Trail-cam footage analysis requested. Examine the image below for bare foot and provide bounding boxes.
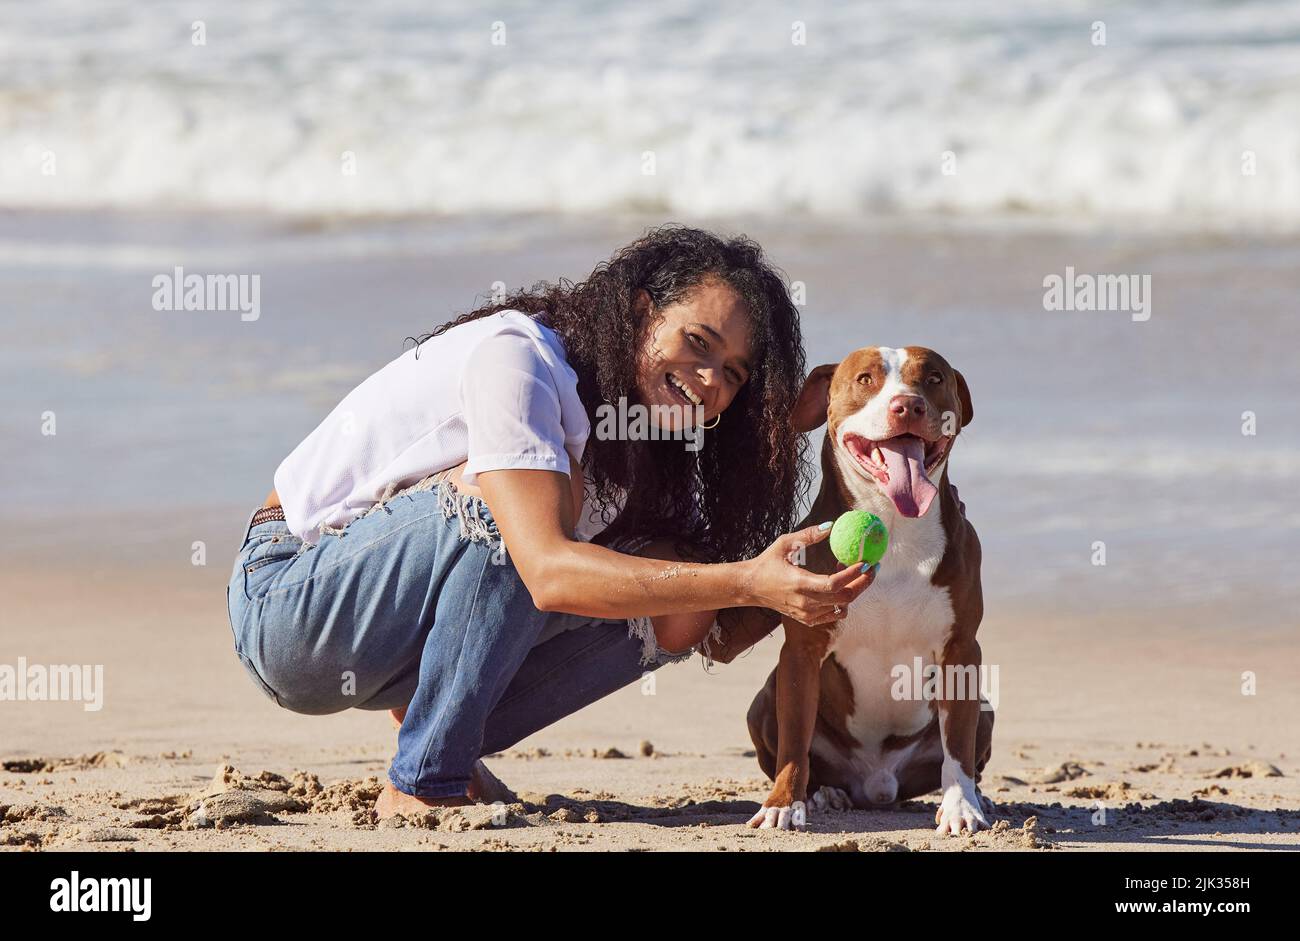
[374,782,471,819]
[468,760,518,804]
[389,706,406,730]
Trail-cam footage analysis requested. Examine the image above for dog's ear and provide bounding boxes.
[954,369,973,428]
[792,362,838,433]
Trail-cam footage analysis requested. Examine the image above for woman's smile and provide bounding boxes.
[666,371,703,407]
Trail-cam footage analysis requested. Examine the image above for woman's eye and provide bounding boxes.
[687,332,707,351]
[726,368,744,384]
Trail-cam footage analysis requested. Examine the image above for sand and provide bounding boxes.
[2,563,1297,852]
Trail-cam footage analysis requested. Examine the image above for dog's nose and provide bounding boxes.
[889,394,928,419]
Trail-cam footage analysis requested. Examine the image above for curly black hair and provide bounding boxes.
[412,225,811,564]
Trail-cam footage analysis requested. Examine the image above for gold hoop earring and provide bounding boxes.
[701,413,721,430]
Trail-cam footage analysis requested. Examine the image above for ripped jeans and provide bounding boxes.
[225,475,691,799]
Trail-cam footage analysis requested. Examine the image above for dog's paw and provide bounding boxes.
[747,801,808,830]
[977,789,996,818]
[934,784,991,836]
[809,786,852,813]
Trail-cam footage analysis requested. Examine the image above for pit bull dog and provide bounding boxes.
[746,346,994,835]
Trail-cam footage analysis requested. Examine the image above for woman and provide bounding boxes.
[225,226,876,818]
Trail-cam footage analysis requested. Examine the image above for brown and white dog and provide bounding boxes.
[746,346,994,835]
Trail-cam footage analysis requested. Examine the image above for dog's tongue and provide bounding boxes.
[879,437,938,518]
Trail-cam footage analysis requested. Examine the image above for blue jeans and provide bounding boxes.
[225,476,691,798]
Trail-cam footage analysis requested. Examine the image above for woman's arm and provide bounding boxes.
[630,538,724,653]
[633,542,831,658]
[477,467,873,627]
[701,605,784,663]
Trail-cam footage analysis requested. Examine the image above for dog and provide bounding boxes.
[746,346,994,834]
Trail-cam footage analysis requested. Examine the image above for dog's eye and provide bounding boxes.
[927,372,943,385]
[856,373,871,385]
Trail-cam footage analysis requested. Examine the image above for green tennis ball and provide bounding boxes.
[829,510,889,566]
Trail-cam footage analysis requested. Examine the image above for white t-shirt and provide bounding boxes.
[274,310,614,544]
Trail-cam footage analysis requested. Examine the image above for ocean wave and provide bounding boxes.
[2,0,1299,226]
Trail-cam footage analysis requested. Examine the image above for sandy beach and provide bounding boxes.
[3,559,1297,852]
[3,207,1299,852]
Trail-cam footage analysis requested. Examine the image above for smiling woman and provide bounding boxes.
[223,225,878,819]
[420,226,801,564]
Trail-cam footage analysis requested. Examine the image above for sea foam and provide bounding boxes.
[2,0,1298,227]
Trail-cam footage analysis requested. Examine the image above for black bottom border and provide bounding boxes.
[0,849,1289,925]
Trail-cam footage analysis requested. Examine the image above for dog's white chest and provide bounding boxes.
[826,508,954,746]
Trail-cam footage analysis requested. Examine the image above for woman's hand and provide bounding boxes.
[739,522,877,625]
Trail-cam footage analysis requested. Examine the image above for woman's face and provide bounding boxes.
[634,277,754,429]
